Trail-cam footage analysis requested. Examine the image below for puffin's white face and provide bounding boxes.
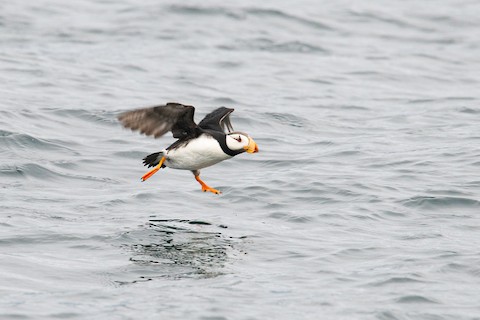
[226,132,259,153]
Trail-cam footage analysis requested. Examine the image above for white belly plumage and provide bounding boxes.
[163,135,232,170]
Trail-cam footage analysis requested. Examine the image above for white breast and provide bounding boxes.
[164,135,232,170]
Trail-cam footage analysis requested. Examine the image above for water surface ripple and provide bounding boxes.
[1,1,480,319]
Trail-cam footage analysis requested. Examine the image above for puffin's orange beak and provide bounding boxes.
[244,137,259,153]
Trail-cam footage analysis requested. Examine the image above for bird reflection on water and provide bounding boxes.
[119,219,245,283]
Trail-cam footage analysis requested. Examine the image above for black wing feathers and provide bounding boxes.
[118,102,197,139]
[198,107,234,133]
[169,104,197,138]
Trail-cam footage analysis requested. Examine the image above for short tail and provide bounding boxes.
[143,152,165,168]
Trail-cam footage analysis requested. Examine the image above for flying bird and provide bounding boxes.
[118,102,259,194]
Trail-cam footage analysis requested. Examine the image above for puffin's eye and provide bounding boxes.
[235,136,242,142]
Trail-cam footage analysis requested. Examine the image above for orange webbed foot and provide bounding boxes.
[195,175,221,195]
[201,185,221,194]
[141,156,165,182]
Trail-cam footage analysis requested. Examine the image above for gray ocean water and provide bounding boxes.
[1,1,480,319]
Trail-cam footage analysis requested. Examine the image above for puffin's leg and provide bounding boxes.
[192,170,221,194]
[141,156,166,182]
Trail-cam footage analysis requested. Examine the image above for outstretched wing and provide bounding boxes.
[198,107,234,133]
[118,102,197,139]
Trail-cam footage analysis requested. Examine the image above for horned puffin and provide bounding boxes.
[118,102,259,194]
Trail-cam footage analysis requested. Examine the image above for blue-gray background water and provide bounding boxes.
[1,1,480,319]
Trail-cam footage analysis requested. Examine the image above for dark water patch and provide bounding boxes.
[395,295,439,304]
[458,106,480,114]
[118,219,244,282]
[401,196,480,209]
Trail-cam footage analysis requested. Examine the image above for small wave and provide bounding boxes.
[10,163,64,180]
[372,276,426,287]
[0,132,78,153]
[395,295,439,304]
[263,112,307,128]
[220,38,327,54]
[168,5,333,32]
[0,129,14,137]
[401,196,480,209]
[375,311,402,320]
[0,165,23,177]
[210,96,240,105]
[268,211,313,223]
[380,210,407,218]
[1,162,116,183]
[46,108,119,127]
[168,4,245,20]
[245,8,332,31]
[399,233,443,240]
[348,9,434,33]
